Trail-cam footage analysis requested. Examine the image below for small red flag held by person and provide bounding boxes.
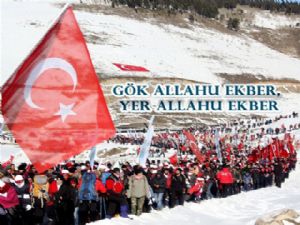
[183,130,205,163]
[1,155,15,168]
[169,153,178,165]
[113,63,150,72]
[1,5,115,172]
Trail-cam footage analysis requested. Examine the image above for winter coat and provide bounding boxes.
[251,168,260,183]
[232,169,242,183]
[171,174,186,193]
[243,173,252,185]
[78,177,106,194]
[47,179,58,206]
[151,174,166,193]
[216,168,234,184]
[165,174,172,189]
[55,179,75,205]
[55,180,76,215]
[0,185,19,209]
[127,174,150,198]
[13,182,31,209]
[189,174,197,187]
[274,163,283,177]
[106,174,124,194]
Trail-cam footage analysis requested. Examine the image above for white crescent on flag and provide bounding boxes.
[24,57,78,110]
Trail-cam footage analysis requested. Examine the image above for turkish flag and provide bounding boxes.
[1,155,14,168]
[169,153,178,165]
[183,130,205,163]
[1,6,115,172]
[113,63,150,72]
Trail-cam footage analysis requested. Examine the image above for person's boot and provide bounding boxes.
[120,205,129,218]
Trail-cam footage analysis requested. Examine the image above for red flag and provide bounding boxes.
[113,63,149,72]
[287,141,295,155]
[169,153,178,165]
[183,130,205,163]
[237,142,244,151]
[1,6,115,172]
[268,144,275,160]
[225,144,231,154]
[1,155,14,168]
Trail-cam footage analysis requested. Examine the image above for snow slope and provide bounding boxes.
[253,11,300,29]
[88,156,300,225]
[1,0,300,86]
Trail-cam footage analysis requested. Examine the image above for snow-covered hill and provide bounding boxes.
[1,0,300,85]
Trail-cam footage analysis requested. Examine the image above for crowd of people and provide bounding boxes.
[0,112,299,225]
[0,154,297,225]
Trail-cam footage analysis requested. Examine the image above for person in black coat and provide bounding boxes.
[13,175,32,225]
[170,168,186,208]
[274,159,283,188]
[55,175,76,225]
[251,166,260,190]
[151,172,166,210]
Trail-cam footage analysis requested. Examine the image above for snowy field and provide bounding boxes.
[88,155,300,225]
[1,0,300,86]
[253,11,300,29]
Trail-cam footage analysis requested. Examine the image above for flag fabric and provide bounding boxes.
[169,153,178,165]
[287,140,295,154]
[138,116,155,167]
[113,63,149,72]
[1,6,115,172]
[1,155,14,168]
[183,130,205,163]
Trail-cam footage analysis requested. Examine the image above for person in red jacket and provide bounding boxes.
[0,179,19,225]
[105,168,128,219]
[216,166,234,197]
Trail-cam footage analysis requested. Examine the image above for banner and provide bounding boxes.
[138,116,155,167]
[89,146,97,169]
[214,130,223,164]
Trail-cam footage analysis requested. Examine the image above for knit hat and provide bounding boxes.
[61,169,69,174]
[15,175,24,182]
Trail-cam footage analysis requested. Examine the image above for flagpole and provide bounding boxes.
[2,3,72,86]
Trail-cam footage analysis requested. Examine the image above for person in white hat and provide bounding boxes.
[13,175,32,224]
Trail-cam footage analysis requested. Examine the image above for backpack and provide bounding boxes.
[32,175,49,199]
[79,172,97,201]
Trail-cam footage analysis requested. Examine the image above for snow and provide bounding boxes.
[253,11,300,29]
[283,221,294,225]
[0,145,30,163]
[88,155,300,225]
[1,0,300,86]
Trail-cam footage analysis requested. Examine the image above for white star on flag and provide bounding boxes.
[55,103,76,122]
